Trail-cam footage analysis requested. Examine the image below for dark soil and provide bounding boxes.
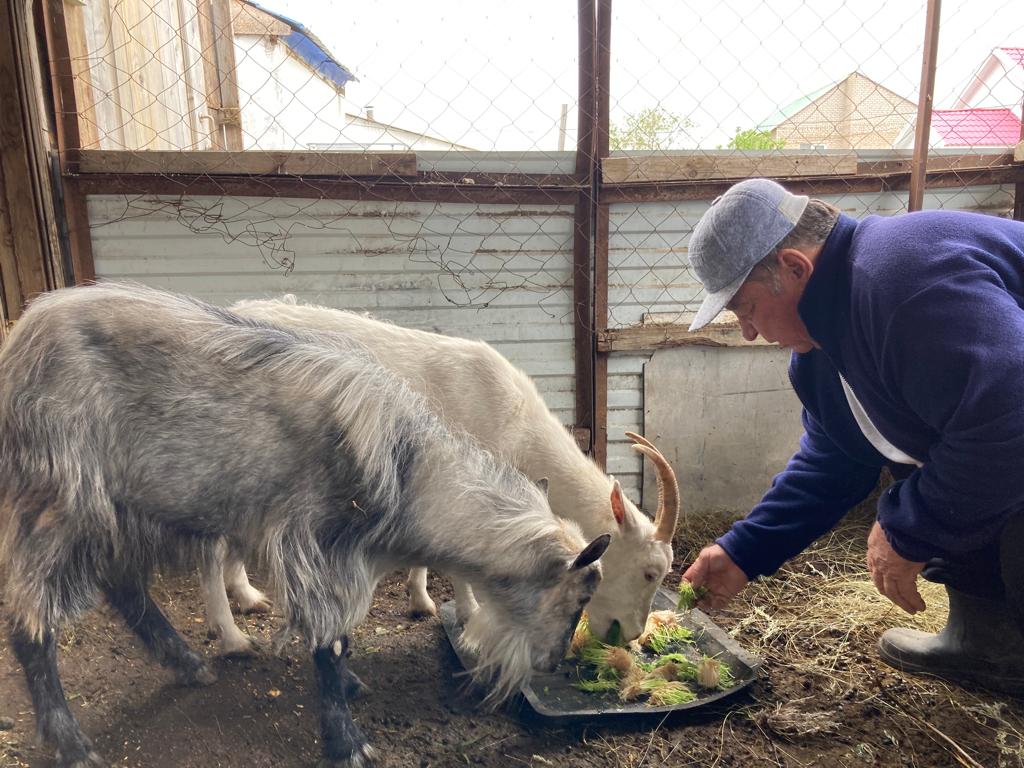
[2,512,1022,768]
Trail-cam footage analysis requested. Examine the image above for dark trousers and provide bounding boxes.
[916,510,1024,603]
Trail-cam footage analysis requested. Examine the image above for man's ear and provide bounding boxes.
[777,248,814,284]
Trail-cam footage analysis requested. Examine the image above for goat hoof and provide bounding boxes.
[218,632,259,658]
[407,599,437,619]
[56,748,106,768]
[236,590,271,615]
[318,743,378,767]
[179,662,217,687]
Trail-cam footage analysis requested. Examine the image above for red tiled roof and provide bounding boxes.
[931,108,1021,146]
[998,47,1024,69]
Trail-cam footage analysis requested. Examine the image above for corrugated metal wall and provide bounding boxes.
[88,193,579,431]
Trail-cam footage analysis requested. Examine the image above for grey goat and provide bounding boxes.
[0,283,609,768]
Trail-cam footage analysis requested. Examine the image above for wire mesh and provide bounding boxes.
[604,0,1024,329]
[48,0,1024,497]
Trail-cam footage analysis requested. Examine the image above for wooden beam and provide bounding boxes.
[859,152,1016,175]
[77,149,418,177]
[42,0,93,285]
[1,0,56,314]
[601,163,1024,204]
[1015,140,1024,163]
[210,0,243,150]
[602,153,858,184]
[74,172,581,205]
[908,0,942,212]
[597,322,774,353]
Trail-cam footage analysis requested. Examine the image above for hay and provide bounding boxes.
[671,505,1024,766]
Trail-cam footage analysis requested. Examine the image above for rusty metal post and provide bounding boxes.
[572,0,597,453]
[1014,88,1024,221]
[908,0,941,212]
[592,0,611,470]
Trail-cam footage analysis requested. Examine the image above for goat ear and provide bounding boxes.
[535,477,549,496]
[610,479,626,526]
[570,533,612,570]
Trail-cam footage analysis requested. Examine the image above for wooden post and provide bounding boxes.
[908,0,941,212]
[197,0,243,151]
[572,0,596,454]
[42,0,95,283]
[0,0,68,325]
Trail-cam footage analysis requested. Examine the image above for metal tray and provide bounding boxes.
[440,586,762,722]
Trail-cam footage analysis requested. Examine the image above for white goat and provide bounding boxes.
[207,296,679,647]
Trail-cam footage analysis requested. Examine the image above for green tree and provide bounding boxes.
[725,128,786,150]
[609,107,694,151]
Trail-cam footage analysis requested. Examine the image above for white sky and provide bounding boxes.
[256,0,1024,151]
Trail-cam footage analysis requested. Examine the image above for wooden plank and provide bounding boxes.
[41,0,82,170]
[1,1,48,306]
[211,0,243,150]
[1015,140,1024,163]
[602,153,858,184]
[597,322,774,353]
[195,0,224,149]
[601,164,1024,204]
[75,172,580,204]
[859,152,1016,175]
[77,149,419,177]
[63,177,95,284]
[909,0,942,212]
[63,1,99,149]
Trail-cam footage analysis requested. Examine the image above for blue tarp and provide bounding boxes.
[243,0,357,89]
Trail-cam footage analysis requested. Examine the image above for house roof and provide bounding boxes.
[930,108,1021,146]
[237,0,357,92]
[756,72,914,132]
[998,47,1024,69]
[756,82,834,131]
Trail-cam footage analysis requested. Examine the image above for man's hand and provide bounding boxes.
[682,544,749,610]
[867,520,926,614]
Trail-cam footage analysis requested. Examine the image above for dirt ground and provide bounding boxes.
[2,505,1023,768]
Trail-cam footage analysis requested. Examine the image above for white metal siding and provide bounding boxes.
[88,195,577,426]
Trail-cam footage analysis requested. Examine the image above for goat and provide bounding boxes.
[220,295,679,645]
[0,283,609,768]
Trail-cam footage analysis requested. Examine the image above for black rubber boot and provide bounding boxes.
[878,585,1024,695]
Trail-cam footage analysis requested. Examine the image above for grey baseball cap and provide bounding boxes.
[688,179,809,331]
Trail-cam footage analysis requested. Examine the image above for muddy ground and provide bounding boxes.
[2,505,1022,768]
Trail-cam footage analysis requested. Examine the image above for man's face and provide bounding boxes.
[726,254,817,353]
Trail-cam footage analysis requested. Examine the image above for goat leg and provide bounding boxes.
[10,626,104,768]
[103,576,216,687]
[314,637,376,767]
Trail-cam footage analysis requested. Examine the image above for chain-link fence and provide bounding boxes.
[43,0,1024,489]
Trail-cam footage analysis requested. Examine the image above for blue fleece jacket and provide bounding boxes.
[717,210,1024,579]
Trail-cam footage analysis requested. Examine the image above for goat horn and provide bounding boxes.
[627,434,680,544]
[626,432,664,525]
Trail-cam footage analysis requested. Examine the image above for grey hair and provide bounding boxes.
[748,199,840,291]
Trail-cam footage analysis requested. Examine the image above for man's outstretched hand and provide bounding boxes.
[867,520,926,614]
[682,544,749,610]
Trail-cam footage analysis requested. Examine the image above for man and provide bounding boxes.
[681,178,1024,695]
